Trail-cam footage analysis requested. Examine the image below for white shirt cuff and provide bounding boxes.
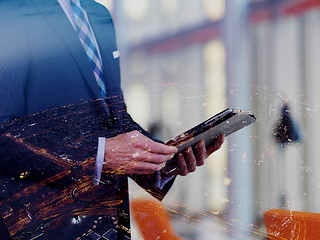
[93,137,106,186]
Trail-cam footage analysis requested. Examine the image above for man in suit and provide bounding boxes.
[0,0,224,239]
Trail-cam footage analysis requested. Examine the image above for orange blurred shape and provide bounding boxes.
[264,209,320,240]
[131,199,183,240]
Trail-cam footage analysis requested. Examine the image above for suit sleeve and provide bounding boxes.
[126,117,176,201]
[0,100,107,182]
[107,94,176,201]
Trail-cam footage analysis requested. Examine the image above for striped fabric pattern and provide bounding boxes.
[70,0,106,100]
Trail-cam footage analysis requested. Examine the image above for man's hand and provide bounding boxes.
[104,130,177,175]
[174,134,225,176]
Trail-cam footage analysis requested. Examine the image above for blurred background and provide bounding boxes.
[98,0,320,239]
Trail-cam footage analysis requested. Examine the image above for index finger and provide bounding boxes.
[136,135,178,155]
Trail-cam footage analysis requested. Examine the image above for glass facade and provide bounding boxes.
[113,0,320,239]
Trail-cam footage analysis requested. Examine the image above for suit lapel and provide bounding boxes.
[30,0,101,98]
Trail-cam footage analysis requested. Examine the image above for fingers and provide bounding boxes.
[176,147,197,176]
[117,161,166,175]
[195,140,206,166]
[103,131,226,176]
[176,153,188,176]
[206,134,224,157]
[129,131,178,155]
[184,147,197,171]
[175,135,225,176]
[132,150,175,164]
[104,131,177,175]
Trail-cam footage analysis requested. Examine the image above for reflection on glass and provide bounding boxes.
[123,0,149,21]
[161,0,178,16]
[125,84,150,129]
[162,86,180,131]
[203,0,225,21]
[160,54,179,74]
[204,40,228,211]
[129,52,148,75]
[204,40,226,116]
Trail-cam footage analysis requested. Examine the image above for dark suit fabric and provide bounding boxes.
[0,0,174,239]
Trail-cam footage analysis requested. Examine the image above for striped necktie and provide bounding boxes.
[70,0,107,100]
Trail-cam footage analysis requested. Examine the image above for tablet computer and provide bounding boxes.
[162,108,256,174]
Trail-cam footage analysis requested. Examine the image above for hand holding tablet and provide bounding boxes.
[161,108,256,175]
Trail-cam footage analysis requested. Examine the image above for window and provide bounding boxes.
[204,40,228,211]
[203,0,225,21]
[161,0,178,16]
[123,0,149,21]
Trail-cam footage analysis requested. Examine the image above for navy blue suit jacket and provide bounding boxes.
[0,0,122,121]
[0,0,174,239]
